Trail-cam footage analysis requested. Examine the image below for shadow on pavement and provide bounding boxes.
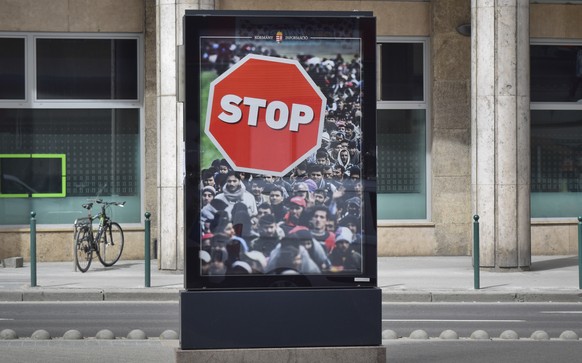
[530,256,578,271]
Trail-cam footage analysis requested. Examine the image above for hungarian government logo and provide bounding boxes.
[275,31,283,43]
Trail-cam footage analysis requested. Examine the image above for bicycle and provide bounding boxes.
[74,199,126,273]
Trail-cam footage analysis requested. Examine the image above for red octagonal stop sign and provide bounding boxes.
[205,54,326,176]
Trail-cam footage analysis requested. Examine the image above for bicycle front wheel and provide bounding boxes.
[97,222,124,267]
[75,228,93,273]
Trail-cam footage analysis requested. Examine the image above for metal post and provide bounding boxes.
[30,211,37,287]
[578,217,582,289]
[473,214,480,290]
[145,212,151,288]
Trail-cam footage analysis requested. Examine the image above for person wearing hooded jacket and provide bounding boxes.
[329,226,362,272]
[265,237,321,274]
[288,226,330,272]
[335,147,354,173]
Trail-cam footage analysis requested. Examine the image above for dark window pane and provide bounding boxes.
[36,39,138,100]
[379,43,424,101]
[0,157,64,196]
[0,38,25,99]
[531,45,582,102]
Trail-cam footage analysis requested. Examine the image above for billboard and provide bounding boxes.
[184,11,376,289]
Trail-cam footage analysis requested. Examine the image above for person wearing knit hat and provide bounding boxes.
[288,226,330,271]
[329,226,361,273]
[201,186,216,206]
[209,210,235,238]
[304,179,318,193]
[280,196,308,235]
[292,182,309,202]
[345,196,362,218]
[250,213,282,258]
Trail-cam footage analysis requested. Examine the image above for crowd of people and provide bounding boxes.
[198,40,365,276]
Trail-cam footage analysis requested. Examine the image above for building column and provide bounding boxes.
[156,0,217,270]
[471,0,531,269]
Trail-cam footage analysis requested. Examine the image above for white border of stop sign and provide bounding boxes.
[205,54,326,177]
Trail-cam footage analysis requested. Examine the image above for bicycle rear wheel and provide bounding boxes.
[75,227,93,273]
[97,222,124,267]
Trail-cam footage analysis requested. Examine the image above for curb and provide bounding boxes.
[0,289,180,302]
[381,290,582,303]
[2,289,582,303]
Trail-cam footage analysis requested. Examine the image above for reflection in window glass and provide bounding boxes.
[36,39,138,100]
[0,109,141,224]
[379,43,424,101]
[531,110,582,218]
[531,45,582,102]
[0,37,25,99]
[376,109,426,219]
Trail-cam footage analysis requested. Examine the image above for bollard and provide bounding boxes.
[30,211,37,287]
[473,214,480,290]
[578,217,582,289]
[145,212,151,288]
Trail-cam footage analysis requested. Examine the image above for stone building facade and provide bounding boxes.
[1,0,582,270]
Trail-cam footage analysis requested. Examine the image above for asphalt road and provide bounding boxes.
[0,301,179,338]
[382,302,582,338]
[2,302,582,363]
[2,301,582,339]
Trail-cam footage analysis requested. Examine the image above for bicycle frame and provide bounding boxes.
[74,204,111,249]
[74,198,126,272]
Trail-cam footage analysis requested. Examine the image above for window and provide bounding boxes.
[0,37,25,100]
[376,39,429,220]
[36,39,138,100]
[531,42,582,218]
[0,34,142,225]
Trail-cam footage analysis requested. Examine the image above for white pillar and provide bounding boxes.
[471,0,531,269]
[156,0,217,270]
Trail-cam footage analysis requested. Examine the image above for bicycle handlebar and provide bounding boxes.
[81,200,125,211]
[96,200,126,208]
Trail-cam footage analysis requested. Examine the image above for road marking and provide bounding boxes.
[540,311,582,314]
[0,318,15,321]
[383,319,526,323]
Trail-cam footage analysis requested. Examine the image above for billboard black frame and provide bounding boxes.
[183,10,377,290]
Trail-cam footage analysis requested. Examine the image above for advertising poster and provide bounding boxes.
[184,11,376,289]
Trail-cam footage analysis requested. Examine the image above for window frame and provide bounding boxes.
[0,32,145,228]
[0,32,143,109]
[376,37,431,223]
[530,38,582,221]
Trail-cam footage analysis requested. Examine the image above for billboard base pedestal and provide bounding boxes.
[180,288,381,350]
[175,345,387,363]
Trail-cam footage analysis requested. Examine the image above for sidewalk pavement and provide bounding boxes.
[1,256,582,302]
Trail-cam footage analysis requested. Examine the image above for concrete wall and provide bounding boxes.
[0,229,149,262]
[220,0,430,36]
[0,0,155,262]
[2,1,582,262]
[0,0,144,32]
[531,4,582,39]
